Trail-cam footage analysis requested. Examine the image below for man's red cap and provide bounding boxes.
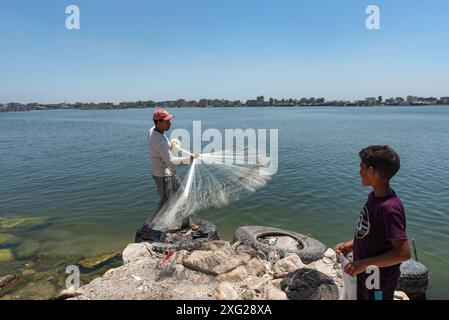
[153,108,175,121]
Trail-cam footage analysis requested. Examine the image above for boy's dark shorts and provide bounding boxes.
[357,279,396,300]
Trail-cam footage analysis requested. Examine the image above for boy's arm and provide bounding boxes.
[344,239,411,276]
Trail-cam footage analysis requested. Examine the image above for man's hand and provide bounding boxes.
[336,240,354,255]
[344,260,367,277]
[190,153,199,162]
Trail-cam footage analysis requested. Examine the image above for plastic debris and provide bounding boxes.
[131,275,142,281]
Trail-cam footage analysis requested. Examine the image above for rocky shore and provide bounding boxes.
[63,240,345,300]
[1,216,411,300]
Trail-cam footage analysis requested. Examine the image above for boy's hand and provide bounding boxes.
[336,240,354,255]
[344,260,367,277]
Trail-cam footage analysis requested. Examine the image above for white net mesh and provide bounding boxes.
[150,147,274,230]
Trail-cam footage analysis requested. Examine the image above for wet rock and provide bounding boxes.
[80,263,122,285]
[78,252,122,271]
[217,266,248,282]
[0,249,14,262]
[214,282,239,300]
[281,268,339,300]
[0,233,21,246]
[0,274,18,290]
[0,216,48,230]
[272,254,304,278]
[52,288,82,300]
[246,258,266,276]
[12,281,57,300]
[200,240,230,251]
[14,240,39,259]
[182,248,251,275]
[21,269,36,276]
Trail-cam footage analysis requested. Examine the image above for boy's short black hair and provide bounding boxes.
[359,145,400,180]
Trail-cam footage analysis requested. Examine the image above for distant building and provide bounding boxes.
[407,96,418,103]
[440,97,449,105]
[256,96,264,104]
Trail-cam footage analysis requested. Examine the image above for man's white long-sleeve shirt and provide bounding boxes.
[148,127,190,177]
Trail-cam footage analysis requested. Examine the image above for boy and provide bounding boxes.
[337,145,411,300]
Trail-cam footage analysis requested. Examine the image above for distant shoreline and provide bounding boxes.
[2,95,449,113]
[1,103,449,114]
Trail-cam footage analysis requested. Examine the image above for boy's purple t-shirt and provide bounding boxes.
[353,189,408,291]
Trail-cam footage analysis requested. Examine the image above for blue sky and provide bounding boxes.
[1,0,448,103]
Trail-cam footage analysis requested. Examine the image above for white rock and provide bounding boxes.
[322,257,334,265]
[214,282,239,300]
[122,243,152,264]
[242,289,256,300]
[242,275,269,293]
[394,291,410,300]
[272,254,304,278]
[266,285,288,300]
[246,258,266,276]
[216,266,248,282]
[324,248,336,261]
[200,240,231,251]
[183,248,251,275]
[271,278,282,289]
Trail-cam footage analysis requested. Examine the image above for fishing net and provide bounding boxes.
[149,143,274,230]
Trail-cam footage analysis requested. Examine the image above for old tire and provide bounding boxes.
[233,226,326,264]
[135,216,220,252]
[397,259,429,296]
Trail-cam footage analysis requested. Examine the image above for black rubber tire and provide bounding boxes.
[397,259,429,295]
[233,226,326,264]
[135,216,220,252]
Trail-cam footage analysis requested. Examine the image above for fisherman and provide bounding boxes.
[135,108,198,241]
